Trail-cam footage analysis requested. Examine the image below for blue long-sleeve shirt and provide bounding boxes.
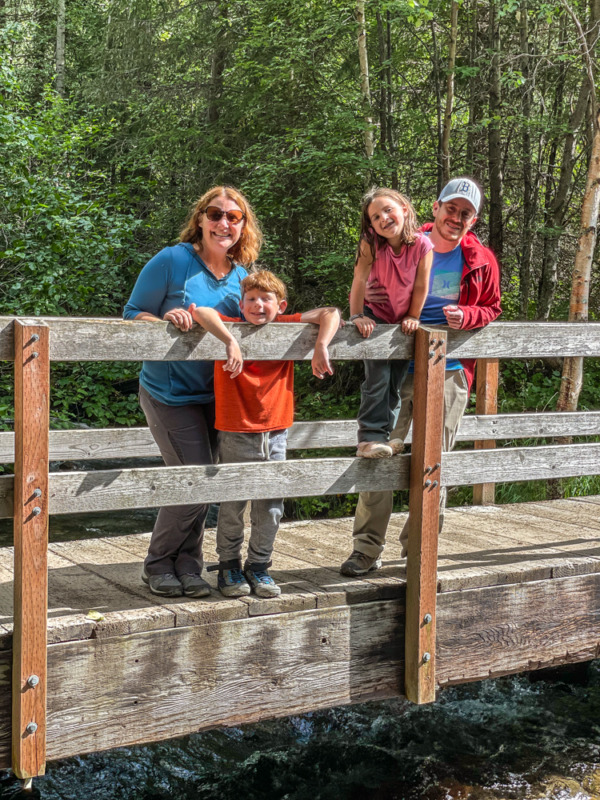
[124,242,247,405]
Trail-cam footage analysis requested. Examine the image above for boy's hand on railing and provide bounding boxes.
[312,343,334,380]
[164,304,195,332]
[353,316,376,338]
[223,339,243,379]
[401,316,419,334]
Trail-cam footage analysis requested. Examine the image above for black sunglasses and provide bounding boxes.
[202,206,246,224]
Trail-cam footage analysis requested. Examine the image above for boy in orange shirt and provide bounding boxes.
[191,270,341,598]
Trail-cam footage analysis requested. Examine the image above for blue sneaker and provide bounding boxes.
[244,562,281,598]
[208,561,251,597]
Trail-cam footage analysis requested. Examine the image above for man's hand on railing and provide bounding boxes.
[443,305,464,329]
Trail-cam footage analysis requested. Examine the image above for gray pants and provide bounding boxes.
[357,308,409,443]
[139,385,217,576]
[352,370,470,556]
[216,429,287,567]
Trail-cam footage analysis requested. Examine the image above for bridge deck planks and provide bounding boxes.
[0,496,599,767]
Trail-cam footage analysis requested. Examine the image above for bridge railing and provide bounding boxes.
[1,316,600,779]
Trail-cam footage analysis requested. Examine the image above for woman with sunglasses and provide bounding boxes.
[124,186,262,598]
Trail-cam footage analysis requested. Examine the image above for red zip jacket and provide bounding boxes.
[421,223,502,390]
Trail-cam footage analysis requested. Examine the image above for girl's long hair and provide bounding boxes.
[179,185,263,266]
[357,187,419,262]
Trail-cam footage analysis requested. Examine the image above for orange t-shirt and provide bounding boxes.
[214,314,302,433]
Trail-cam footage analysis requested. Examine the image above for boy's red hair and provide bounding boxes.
[242,270,287,303]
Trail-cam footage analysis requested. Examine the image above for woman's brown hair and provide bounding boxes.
[357,187,419,262]
[179,186,263,266]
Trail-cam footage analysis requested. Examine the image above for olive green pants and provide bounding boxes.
[351,370,469,558]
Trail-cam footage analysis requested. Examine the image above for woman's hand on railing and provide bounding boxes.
[164,305,196,332]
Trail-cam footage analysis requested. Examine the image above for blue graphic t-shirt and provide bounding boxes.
[409,239,463,372]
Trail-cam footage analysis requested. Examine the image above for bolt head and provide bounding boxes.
[423,614,432,625]
[27,675,39,688]
[32,507,42,516]
[25,722,38,735]
[422,652,431,663]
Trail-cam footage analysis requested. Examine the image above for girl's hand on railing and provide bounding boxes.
[353,316,376,338]
[401,316,419,334]
[164,305,195,332]
[223,339,243,379]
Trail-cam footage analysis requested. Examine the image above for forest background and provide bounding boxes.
[0,0,599,516]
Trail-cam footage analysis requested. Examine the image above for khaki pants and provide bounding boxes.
[351,370,469,558]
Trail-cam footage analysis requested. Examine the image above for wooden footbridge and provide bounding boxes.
[0,317,599,786]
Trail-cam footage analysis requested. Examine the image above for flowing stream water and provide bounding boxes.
[1,664,599,800]
[1,503,599,799]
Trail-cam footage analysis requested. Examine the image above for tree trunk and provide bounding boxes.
[488,0,503,258]
[519,0,534,318]
[556,113,600,413]
[538,77,591,319]
[56,0,66,97]
[376,10,387,151]
[356,0,374,159]
[441,1,459,185]
[208,2,228,125]
[466,0,479,174]
[386,11,398,189]
[430,19,443,195]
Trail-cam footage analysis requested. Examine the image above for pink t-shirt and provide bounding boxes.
[364,231,433,324]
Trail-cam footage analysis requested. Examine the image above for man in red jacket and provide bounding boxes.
[341,177,502,577]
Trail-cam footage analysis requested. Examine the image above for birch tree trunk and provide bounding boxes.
[56,0,66,97]
[441,1,459,185]
[430,19,443,195]
[376,10,387,151]
[356,0,374,159]
[556,112,600,413]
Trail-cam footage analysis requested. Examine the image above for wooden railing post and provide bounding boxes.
[404,327,446,704]
[12,320,49,781]
[473,358,499,505]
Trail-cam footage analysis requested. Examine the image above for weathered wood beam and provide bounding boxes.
[473,358,499,505]
[2,318,600,362]
[405,328,445,704]
[1,571,599,768]
[2,411,600,465]
[0,440,599,518]
[12,321,49,779]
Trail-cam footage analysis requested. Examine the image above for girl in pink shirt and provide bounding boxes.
[350,188,433,458]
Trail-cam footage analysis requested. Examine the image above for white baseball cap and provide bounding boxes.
[438,178,481,214]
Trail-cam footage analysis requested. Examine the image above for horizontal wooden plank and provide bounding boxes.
[2,318,600,361]
[443,442,600,487]
[2,411,600,464]
[437,572,600,685]
[0,457,411,518]
[0,439,598,516]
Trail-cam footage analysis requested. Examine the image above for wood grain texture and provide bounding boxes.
[2,411,600,464]
[12,321,49,779]
[405,328,445,704]
[442,442,600,486]
[436,572,600,685]
[473,358,499,505]
[2,318,600,362]
[0,457,409,518]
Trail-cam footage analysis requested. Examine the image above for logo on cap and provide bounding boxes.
[458,181,471,194]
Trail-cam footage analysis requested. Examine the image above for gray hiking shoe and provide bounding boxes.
[142,569,183,597]
[179,573,211,598]
[340,551,382,577]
